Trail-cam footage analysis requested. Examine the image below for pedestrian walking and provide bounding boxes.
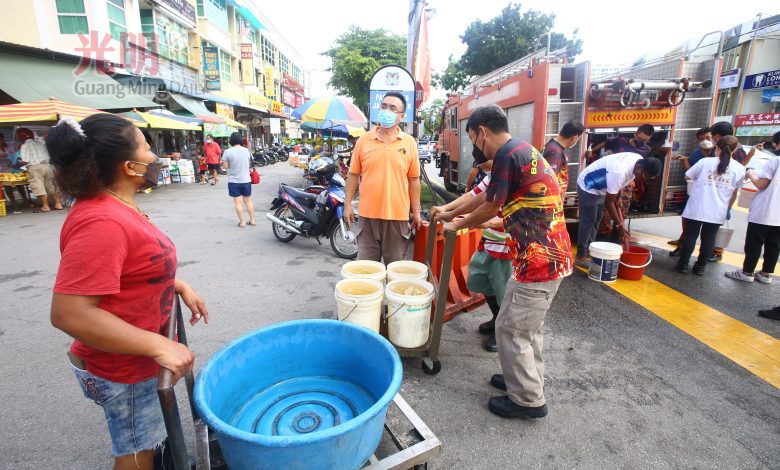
[222,132,256,228]
[441,105,572,419]
[46,114,209,470]
[431,159,515,352]
[541,120,585,195]
[344,91,422,264]
[725,151,780,284]
[16,128,63,212]
[198,152,208,184]
[575,152,662,268]
[204,133,222,185]
[675,136,746,275]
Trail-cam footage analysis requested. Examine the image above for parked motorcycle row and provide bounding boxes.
[251,143,292,167]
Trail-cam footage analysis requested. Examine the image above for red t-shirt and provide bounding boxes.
[204,141,222,164]
[54,195,177,384]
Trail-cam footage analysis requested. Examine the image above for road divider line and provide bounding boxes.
[576,264,780,389]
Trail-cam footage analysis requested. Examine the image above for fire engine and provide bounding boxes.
[438,34,723,220]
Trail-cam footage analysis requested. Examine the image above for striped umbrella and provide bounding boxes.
[119,110,201,131]
[0,98,110,124]
[292,96,367,127]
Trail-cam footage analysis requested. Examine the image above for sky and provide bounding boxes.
[254,0,778,101]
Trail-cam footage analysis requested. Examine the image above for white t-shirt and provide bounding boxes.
[222,146,251,184]
[683,157,745,224]
[747,156,780,226]
[577,152,643,196]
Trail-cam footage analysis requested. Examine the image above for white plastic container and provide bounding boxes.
[588,242,623,283]
[386,260,428,283]
[341,260,387,282]
[385,279,435,348]
[334,279,384,332]
[737,182,758,209]
[714,226,734,248]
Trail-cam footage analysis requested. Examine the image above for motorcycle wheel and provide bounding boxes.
[329,219,358,259]
[271,206,297,242]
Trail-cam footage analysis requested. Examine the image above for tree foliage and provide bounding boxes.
[437,2,583,93]
[322,26,406,113]
[420,98,445,136]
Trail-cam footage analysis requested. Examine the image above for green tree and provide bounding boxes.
[420,98,445,136]
[437,2,583,92]
[322,26,406,113]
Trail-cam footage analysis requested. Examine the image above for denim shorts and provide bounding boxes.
[72,365,167,456]
[228,182,252,197]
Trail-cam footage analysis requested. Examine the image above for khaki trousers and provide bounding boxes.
[27,163,57,197]
[355,217,411,264]
[496,278,562,407]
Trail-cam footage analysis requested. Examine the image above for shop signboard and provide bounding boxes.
[368,65,416,124]
[282,88,296,107]
[264,67,274,98]
[734,113,780,127]
[269,118,281,135]
[736,125,780,137]
[240,44,254,85]
[247,92,269,110]
[761,89,780,103]
[283,73,305,95]
[270,100,283,115]
[202,46,221,90]
[215,103,235,121]
[294,94,304,108]
[157,0,196,24]
[718,68,740,89]
[743,68,780,90]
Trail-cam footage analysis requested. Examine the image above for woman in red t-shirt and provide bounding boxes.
[47,114,209,470]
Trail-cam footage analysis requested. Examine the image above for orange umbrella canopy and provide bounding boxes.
[0,98,120,123]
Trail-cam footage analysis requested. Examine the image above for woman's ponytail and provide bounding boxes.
[715,135,738,175]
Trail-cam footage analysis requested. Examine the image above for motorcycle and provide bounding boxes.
[266,157,358,259]
[252,149,268,167]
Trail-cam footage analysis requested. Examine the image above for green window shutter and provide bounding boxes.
[58,15,89,34]
[56,0,86,14]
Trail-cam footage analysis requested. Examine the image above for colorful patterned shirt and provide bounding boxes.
[470,174,515,260]
[486,139,573,283]
[541,138,569,195]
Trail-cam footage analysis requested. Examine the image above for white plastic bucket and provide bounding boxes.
[714,226,734,248]
[737,182,758,209]
[341,260,387,282]
[334,279,384,332]
[588,242,623,283]
[385,279,435,348]
[386,261,428,282]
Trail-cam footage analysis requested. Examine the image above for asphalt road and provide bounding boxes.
[1,161,778,469]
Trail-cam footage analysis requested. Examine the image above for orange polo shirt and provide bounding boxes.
[350,129,420,221]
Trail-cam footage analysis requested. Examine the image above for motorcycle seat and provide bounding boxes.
[281,184,318,201]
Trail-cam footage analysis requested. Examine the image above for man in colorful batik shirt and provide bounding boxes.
[443,105,572,420]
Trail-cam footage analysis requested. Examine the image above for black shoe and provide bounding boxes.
[483,334,497,352]
[675,264,689,274]
[758,307,780,320]
[490,374,507,391]
[692,264,706,276]
[488,395,548,419]
[478,319,495,334]
[669,247,680,257]
[708,254,722,263]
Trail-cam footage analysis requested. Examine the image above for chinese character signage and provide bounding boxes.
[264,67,274,98]
[158,0,196,23]
[283,73,305,95]
[215,103,235,121]
[270,100,283,115]
[240,43,254,85]
[282,88,296,107]
[294,94,303,108]
[202,46,221,90]
[734,113,780,127]
[743,69,780,90]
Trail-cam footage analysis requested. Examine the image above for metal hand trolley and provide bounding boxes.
[158,294,444,469]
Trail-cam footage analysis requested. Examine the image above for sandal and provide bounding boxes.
[238,222,246,228]
[248,220,256,226]
[33,208,51,213]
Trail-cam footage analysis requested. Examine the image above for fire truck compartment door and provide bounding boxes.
[458,118,473,187]
[507,103,535,145]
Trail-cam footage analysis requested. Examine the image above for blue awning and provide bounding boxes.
[228,0,267,31]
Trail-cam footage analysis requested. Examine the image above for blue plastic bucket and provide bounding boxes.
[194,320,402,470]
[588,242,623,283]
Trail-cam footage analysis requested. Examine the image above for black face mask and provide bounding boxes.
[131,159,163,190]
[472,130,488,165]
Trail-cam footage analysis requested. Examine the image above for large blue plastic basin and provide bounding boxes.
[194,320,402,470]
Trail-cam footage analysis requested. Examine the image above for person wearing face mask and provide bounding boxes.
[203,133,222,185]
[344,91,421,264]
[430,159,515,352]
[47,114,209,470]
[675,136,746,275]
[769,131,780,157]
[542,120,585,195]
[440,105,572,419]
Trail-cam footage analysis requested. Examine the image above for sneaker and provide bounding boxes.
[478,319,495,334]
[692,265,706,276]
[669,247,681,257]
[490,374,507,391]
[675,264,689,274]
[708,254,722,263]
[758,307,780,320]
[755,272,773,284]
[488,396,548,419]
[483,334,497,352]
[574,257,590,269]
[725,271,754,282]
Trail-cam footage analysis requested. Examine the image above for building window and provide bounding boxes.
[220,49,233,83]
[56,0,89,34]
[140,9,156,51]
[204,0,227,31]
[107,0,127,41]
[196,0,204,16]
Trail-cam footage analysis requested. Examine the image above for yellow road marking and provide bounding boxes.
[575,262,780,388]
[629,231,745,268]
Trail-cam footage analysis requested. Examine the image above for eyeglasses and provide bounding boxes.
[380,103,403,113]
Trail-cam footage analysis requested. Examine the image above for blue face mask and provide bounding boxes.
[377,109,398,128]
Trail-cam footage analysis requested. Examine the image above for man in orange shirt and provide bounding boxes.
[203,134,222,185]
[344,92,422,264]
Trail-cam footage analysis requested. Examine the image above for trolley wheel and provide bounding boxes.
[421,358,441,375]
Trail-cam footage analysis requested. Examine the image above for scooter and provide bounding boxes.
[266,158,358,259]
